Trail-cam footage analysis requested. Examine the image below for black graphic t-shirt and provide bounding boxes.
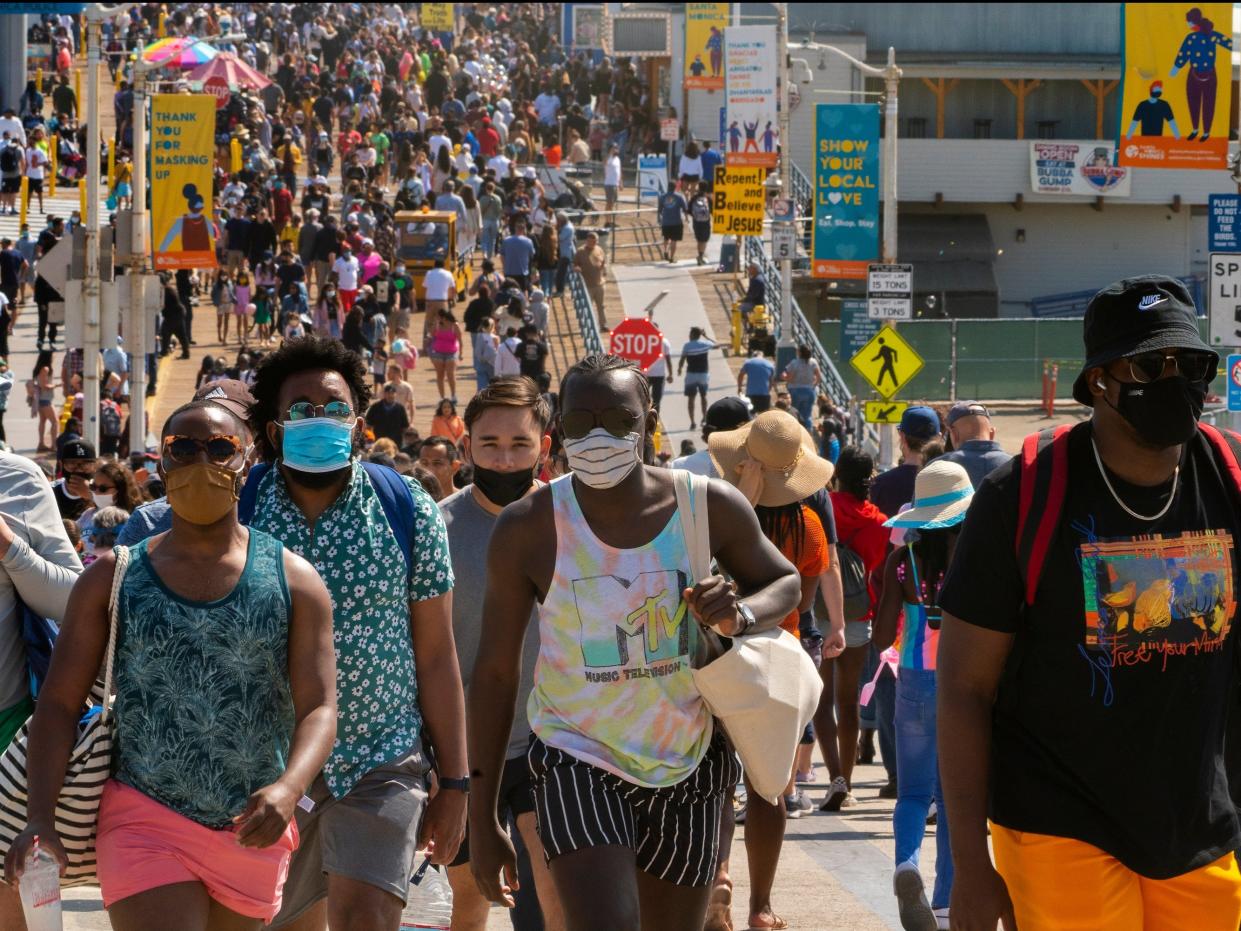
[940,424,1241,879]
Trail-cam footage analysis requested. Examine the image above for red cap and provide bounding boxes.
[1151,80,1164,91]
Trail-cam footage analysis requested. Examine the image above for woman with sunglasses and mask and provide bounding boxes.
[469,354,800,931]
[74,460,144,535]
[7,399,338,930]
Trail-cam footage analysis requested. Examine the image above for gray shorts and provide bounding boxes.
[271,746,430,926]
[844,619,872,649]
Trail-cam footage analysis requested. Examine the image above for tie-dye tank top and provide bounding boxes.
[527,475,713,787]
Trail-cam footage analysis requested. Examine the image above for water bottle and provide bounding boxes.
[401,855,452,930]
[18,836,63,931]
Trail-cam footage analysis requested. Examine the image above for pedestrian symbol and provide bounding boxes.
[850,326,923,400]
[864,400,909,424]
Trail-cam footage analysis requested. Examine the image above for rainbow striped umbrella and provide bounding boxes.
[142,37,218,69]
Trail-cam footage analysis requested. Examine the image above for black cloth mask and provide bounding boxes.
[1104,373,1205,449]
[471,464,535,507]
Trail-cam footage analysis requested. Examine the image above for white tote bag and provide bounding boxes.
[0,545,129,886]
[674,471,823,805]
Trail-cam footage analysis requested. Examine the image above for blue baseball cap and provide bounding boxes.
[898,406,941,440]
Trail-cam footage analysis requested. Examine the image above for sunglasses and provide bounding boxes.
[286,400,354,421]
[162,434,246,464]
[1121,350,1216,385]
[560,408,641,440]
[88,482,115,493]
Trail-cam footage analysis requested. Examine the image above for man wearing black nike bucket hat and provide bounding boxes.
[937,275,1241,931]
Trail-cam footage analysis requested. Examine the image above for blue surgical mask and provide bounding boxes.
[281,417,355,473]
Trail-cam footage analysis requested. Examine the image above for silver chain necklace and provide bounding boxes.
[1091,437,1179,522]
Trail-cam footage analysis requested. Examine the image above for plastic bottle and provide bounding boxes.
[401,855,452,930]
[18,836,63,931]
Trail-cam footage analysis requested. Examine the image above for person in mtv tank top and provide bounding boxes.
[467,353,801,930]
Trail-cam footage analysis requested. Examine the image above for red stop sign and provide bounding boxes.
[204,75,231,109]
[609,317,665,372]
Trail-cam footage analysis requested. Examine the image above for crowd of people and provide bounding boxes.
[0,6,1240,931]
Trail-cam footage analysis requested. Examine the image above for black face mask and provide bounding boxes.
[471,463,536,507]
[1103,373,1205,449]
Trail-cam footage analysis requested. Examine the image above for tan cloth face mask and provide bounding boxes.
[165,462,243,525]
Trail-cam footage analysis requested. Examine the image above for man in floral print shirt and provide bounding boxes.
[246,337,466,931]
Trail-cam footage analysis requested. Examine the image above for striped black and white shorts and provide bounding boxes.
[528,731,741,888]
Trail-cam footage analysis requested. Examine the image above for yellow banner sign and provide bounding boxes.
[1119,2,1233,170]
[864,400,908,424]
[685,3,728,90]
[152,94,217,271]
[422,3,455,32]
[711,165,765,236]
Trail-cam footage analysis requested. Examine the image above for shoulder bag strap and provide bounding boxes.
[102,545,130,722]
[673,469,709,582]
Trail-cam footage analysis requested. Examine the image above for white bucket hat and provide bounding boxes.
[883,460,974,529]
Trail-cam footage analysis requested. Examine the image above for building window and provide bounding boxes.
[1036,120,1059,139]
[906,117,927,138]
[973,119,992,139]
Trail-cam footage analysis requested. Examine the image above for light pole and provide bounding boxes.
[776,3,793,367]
[127,53,152,457]
[80,5,115,451]
[123,31,247,455]
[810,42,901,464]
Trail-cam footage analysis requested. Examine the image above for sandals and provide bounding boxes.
[704,882,734,931]
[745,915,788,930]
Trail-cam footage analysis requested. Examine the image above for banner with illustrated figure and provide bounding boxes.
[151,94,217,270]
[724,25,778,168]
[1118,2,1233,169]
[685,3,729,90]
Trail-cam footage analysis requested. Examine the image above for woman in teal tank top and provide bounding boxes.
[874,461,974,931]
[7,400,338,928]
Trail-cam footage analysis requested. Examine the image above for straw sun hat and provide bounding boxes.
[883,460,974,530]
[709,410,834,507]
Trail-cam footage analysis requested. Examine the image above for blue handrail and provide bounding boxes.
[567,269,604,355]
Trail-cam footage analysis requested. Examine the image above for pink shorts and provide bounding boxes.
[96,779,299,922]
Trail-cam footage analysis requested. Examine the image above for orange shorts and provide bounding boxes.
[96,779,299,922]
[991,823,1241,931]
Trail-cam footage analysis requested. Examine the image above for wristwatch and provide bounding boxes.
[735,602,757,635]
[439,776,470,794]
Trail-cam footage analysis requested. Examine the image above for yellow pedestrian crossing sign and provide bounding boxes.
[851,325,923,400]
[864,401,908,424]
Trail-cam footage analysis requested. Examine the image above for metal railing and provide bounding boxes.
[567,269,605,356]
[743,235,879,453]
[743,236,851,404]
[790,160,815,221]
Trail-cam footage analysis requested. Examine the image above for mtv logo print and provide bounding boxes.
[574,570,691,668]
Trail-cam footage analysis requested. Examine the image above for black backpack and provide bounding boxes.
[1,145,19,174]
[837,541,872,623]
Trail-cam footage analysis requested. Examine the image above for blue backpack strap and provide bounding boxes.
[361,461,415,576]
[237,461,272,527]
[238,461,415,575]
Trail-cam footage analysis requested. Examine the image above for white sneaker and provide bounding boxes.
[818,775,850,812]
[933,907,950,930]
[893,863,937,931]
[840,790,858,808]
